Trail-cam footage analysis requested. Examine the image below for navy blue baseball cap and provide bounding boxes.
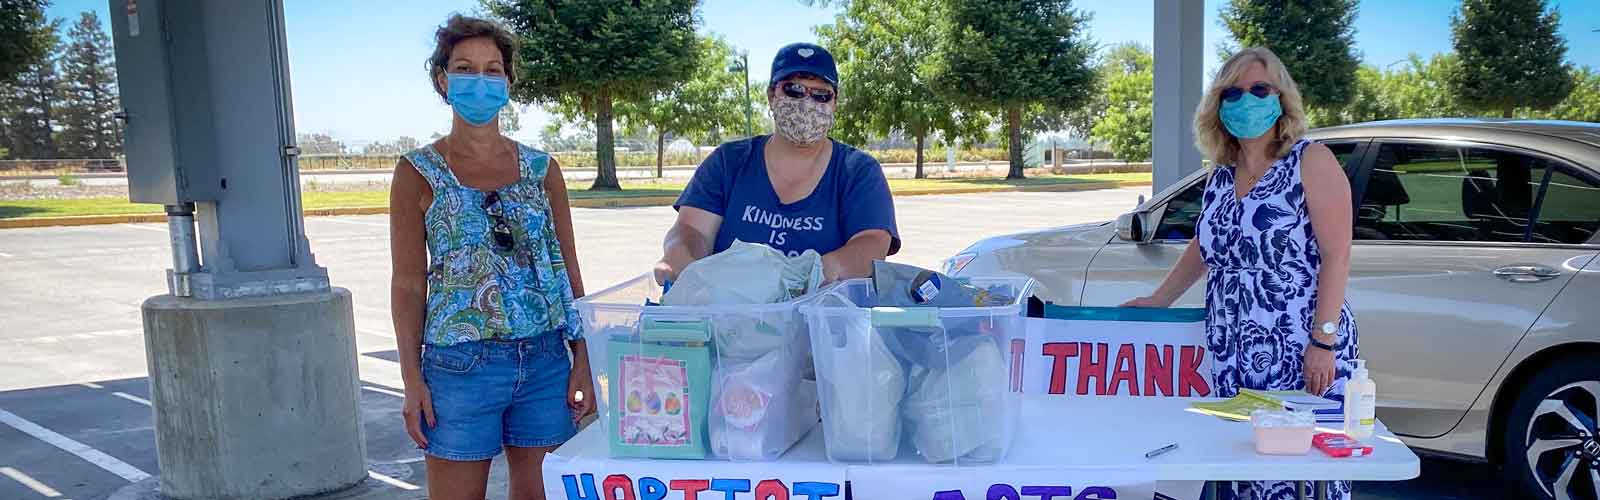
[770,42,838,89]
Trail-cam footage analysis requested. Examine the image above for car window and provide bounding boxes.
[1152,141,1361,241]
[1530,167,1600,244]
[1153,178,1205,240]
[1356,142,1560,243]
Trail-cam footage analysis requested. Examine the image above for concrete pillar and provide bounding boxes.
[1153,0,1206,192]
[141,289,366,499]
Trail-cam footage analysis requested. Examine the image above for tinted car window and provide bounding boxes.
[1356,142,1564,243]
[1154,142,1360,241]
[1531,167,1600,244]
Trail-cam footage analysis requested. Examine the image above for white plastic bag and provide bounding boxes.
[902,334,1009,463]
[710,348,819,460]
[813,306,905,462]
[661,240,822,306]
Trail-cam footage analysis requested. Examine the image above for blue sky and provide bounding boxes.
[43,0,1600,146]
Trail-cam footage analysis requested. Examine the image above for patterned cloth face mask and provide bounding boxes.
[769,92,835,146]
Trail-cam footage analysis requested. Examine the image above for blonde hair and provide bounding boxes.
[1193,47,1308,167]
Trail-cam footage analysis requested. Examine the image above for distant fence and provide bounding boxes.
[0,159,126,176]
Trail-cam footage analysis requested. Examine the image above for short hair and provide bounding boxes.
[1193,47,1309,167]
[426,15,518,103]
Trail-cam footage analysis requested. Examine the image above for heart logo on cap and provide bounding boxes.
[798,48,815,58]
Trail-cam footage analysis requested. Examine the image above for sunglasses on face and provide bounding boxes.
[780,82,835,103]
[482,191,515,252]
[1220,82,1276,103]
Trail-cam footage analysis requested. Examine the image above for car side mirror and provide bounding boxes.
[1116,211,1153,243]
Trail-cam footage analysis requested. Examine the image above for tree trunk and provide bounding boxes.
[1006,105,1025,180]
[656,131,666,178]
[591,89,621,191]
[914,133,926,179]
[1502,105,1514,119]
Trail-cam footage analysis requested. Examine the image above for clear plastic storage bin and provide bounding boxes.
[801,276,1033,465]
[574,274,819,461]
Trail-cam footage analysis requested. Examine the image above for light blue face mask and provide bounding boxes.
[1219,92,1283,140]
[446,73,509,127]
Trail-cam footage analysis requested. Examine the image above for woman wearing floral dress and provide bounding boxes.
[1123,47,1360,500]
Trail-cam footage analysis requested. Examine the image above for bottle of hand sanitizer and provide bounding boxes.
[1344,359,1377,440]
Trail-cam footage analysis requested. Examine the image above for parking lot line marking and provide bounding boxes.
[80,382,104,389]
[0,466,63,497]
[392,456,425,464]
[367,470,420,490]
[120,223,166,233]
[322,218,390,228]
[362,386,405,398]
[112,392,152,407]
[0,409,151,482]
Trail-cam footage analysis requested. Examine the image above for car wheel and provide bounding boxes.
[1504,357,1600,500]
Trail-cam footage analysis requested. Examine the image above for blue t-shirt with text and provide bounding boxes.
[674,136,900,257]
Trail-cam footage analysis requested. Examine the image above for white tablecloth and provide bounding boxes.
[543,396,1420,497]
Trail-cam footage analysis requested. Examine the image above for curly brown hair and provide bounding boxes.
[427,14,518,103]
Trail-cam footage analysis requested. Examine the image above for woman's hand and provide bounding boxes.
[402,383,435,448]
[569,355,596,423]
[1304,345,1337,396]
[653,260,677,286]
[1120,294,1171,308]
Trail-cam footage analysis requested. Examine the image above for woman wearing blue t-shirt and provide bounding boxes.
[656,43,900,284]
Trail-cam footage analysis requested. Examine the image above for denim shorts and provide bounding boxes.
[422,334,577,461]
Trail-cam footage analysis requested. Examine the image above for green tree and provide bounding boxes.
[499,103,521,135]
[56,11,120,158]
[297,132,346,155]
[934,0,1096,179]
[1449,0,1573,118]
[1220,0,1360,117]
[1090,44,1152,163]
[1527,67,1600,122]
[818,0,987,178]
[2,18,59,160]
[0,0,51,83]
[486,0,700,190]
[616,34,747,177]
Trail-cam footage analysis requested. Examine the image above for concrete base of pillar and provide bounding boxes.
[139,288,366,500]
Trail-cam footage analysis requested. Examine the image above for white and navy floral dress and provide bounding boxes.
[1198,139,1359,500]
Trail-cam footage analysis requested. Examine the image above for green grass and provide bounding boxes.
[0,173,1151,220]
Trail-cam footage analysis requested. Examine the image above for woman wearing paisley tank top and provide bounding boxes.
[388,15,592,500]
[1123,48,1360,500]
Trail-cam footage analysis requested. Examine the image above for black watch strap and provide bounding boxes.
[1308,336,1337,352]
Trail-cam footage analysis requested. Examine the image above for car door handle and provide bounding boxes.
[1493,265,1563,283]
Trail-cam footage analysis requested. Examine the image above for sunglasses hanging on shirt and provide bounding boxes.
[482,191,515,252]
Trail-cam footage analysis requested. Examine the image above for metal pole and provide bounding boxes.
[742,52,753,138]
[166,203,199,297]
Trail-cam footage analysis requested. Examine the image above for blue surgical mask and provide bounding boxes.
[446,73,509,127]
[1219,92,1282,140]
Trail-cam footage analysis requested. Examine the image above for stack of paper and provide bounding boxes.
[1190,390,1345,423]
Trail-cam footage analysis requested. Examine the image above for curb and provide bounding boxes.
[0,180,1150,229]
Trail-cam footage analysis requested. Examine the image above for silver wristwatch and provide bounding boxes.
[1318,321,1341,339]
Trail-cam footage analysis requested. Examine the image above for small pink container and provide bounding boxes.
[1252,409,1315,455]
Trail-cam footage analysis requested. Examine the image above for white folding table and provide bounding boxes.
[543,396,1421,500]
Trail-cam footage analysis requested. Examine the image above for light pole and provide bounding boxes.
[727,50,753,137]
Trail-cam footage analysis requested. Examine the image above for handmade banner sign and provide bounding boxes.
[1022,306,1212,399]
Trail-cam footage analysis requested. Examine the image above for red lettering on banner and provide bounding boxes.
[1042,342,1079,395]
[1109,343,1139,396]
[603,474,637,500]
[1179,345,1211,397]
[755,479,789,500]
[1144,344,1175,397]
[1011,339,1026,393]
[669,479,710,499]
[1077,343,1109,396]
